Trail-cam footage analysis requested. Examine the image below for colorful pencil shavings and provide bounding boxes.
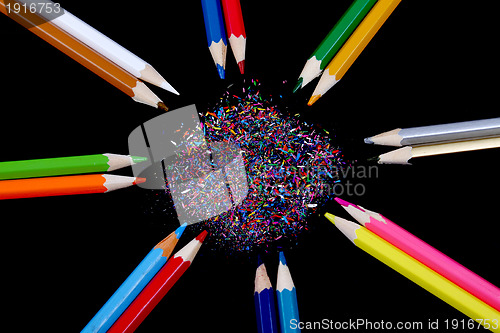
[81,223,187,333]
[179,79,347,253]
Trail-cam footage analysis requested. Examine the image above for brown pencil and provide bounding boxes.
[0,0,167,110]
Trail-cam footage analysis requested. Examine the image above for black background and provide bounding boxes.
[1,1,499,332]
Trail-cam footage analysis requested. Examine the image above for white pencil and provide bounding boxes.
[21,0,179,95]
[374,137,500,164]
[365,118,500,147]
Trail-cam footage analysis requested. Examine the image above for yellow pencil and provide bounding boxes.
[308,0,401,105]
[325,213,500,332]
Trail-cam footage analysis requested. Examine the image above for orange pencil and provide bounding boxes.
[0,174,145,200]
[0,0,167,110]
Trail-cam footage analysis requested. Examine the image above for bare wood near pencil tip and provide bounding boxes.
[364,128,403,146]
[140,65,179,95]
[131,82,163,109]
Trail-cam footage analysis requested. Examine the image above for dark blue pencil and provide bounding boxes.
[201,0,227,79]
[254,257,279,333]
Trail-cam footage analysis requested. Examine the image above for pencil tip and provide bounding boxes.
[196,230,208,242]
[364,137,374,144]
[238,60,245,74]
[334,197,353,207]
[257,254,263,266]
[131,156,148,164]
[308,94,321,106]
[160,81,180,95]
[217,64,225,79]
[133,177,147,185]
[157,102,169,112]
[279,251,287,266]
[367,156,380,163]
[293,78,303,93]
[324,212,336,224]
[175,223,188,239]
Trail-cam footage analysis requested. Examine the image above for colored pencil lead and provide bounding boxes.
[238,60,245,74]
[157,102,169,112]
[292,78,303,93]
[133,177,147,185]
[307,94,321,106]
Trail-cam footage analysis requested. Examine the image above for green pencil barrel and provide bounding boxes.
[0,154,111,180]
[312,0,377,69]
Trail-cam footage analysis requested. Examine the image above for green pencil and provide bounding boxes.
[0,153,147,180]
[294,0,377,92]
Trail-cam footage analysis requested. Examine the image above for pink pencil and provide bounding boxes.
[335,197,500,312]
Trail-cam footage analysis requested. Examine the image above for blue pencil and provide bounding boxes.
[276,252,300,332]
[254,257,279,333]
[201,0,227,79]
[81,223,187,333]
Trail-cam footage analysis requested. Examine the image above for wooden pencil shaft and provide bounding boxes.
[17,0,175,93]
[309,0,377,67]
[393,118,500,146]
[0,0,162,107]
[0,153,133,180]
[0,174,138,199]
[412,137,500,157]
[328,216,500,331]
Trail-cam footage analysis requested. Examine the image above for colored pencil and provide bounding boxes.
[276,252,300,333]
[325,213,500,332]
[0,153,147,180]
[0,1,167,110]
[373,137,500,164]
[294,0,377,92]
[81,223,187,333]
[0,174,145,200]
[255,257,279,333]
[364,118,500,146]
[308,0,401,105]
[201,0,227,79]
[107,231,208,333]
[221,0,246,74]
[19,0,179,95]
[335,197,500,312]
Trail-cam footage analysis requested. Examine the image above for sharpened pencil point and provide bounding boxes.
[257,254,263,266]
[279,251,287,266]
[131,156,148,164]
[324,212,336,224]
[175,223,188,239]
[367,156,380,163]
[133,177,147,185]
[334,197,354,207]
[238,60,245,74]
[217,64,225,79]
[293,78,303,93]
[308,94,321,106]
[157,102,169,112]
[364,137,374,144]
[196,230,208,242]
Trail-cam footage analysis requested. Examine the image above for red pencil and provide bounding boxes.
[221,0,246,73]
[107,230,208,333]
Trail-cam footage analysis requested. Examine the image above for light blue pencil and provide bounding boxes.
[81,223,187,333]
[201,0,227,79]
[276,252,301,333]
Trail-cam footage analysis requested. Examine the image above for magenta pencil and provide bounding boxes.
[335,197,500,312]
